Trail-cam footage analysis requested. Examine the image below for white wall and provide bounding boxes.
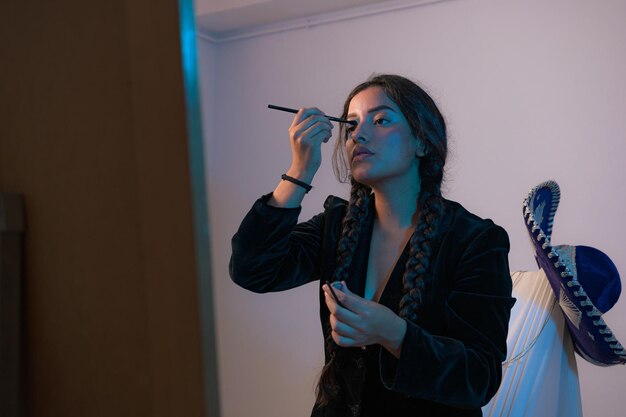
[199,0,626,416]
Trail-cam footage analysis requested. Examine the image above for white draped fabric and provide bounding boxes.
[482,270,583,417]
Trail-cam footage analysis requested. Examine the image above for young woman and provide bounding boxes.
[230,74,514,416]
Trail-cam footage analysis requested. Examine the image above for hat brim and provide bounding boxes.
[523,181,626,366]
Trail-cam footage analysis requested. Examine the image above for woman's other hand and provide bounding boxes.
[323,282,407,358]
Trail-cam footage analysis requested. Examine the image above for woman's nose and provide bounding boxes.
[350,123,368,143]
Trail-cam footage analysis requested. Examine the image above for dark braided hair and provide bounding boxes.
[316,74,448,406]
[316,179,371,405]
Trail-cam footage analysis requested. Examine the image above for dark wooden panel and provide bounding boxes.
[0,193,24,417]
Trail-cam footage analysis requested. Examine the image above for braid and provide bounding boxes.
[334,180,371,282]
[399,153,444,322]
[315,180,370,406]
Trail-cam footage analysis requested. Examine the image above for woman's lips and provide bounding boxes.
[352,146,373,163]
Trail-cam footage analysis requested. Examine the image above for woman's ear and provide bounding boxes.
[415,140,427,158]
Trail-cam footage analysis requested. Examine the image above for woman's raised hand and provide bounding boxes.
[322,282,407,358]
[286,107,334,183]
[268,107,333,208]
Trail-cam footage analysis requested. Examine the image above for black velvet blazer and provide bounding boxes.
[230,194,515,417]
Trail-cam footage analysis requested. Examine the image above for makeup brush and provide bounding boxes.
[268,104,356,126]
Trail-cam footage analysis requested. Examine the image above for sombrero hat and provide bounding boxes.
[523,180,626,366]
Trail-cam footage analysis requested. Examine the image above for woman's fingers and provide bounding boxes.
[331,332,359,347]
[323,285,368,347]
[328,311,360,346]
[291,121,332,146]
[287,107,333,176]
[327,282,369,315]
[290,108,333,143]
[296,123,332,146]
[329,314,371,347]
[323,285,359,319]
[292,107,327,125]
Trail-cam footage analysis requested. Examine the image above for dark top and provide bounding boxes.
[230,194,515,417]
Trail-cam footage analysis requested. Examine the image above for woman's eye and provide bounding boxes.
[373,117,389,126]
[345,124,356,134]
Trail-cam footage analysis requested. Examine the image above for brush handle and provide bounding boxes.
[268,104,355,125]
[325,281,347,309]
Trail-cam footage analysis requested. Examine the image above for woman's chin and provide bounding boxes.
[350,167,369,183]
[350,169,379,187]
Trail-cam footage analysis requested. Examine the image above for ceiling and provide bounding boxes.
[194,0,398,36]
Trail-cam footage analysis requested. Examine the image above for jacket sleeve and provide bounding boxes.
[379,224,515,408]
[229,194,324,293]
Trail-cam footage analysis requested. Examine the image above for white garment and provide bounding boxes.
[482,270,582,417]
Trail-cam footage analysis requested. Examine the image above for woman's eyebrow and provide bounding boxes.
[347,105,396,119]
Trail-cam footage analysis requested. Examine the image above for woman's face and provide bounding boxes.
[345,86,424,189]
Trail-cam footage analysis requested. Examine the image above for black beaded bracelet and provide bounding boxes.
[281,174,312,193]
